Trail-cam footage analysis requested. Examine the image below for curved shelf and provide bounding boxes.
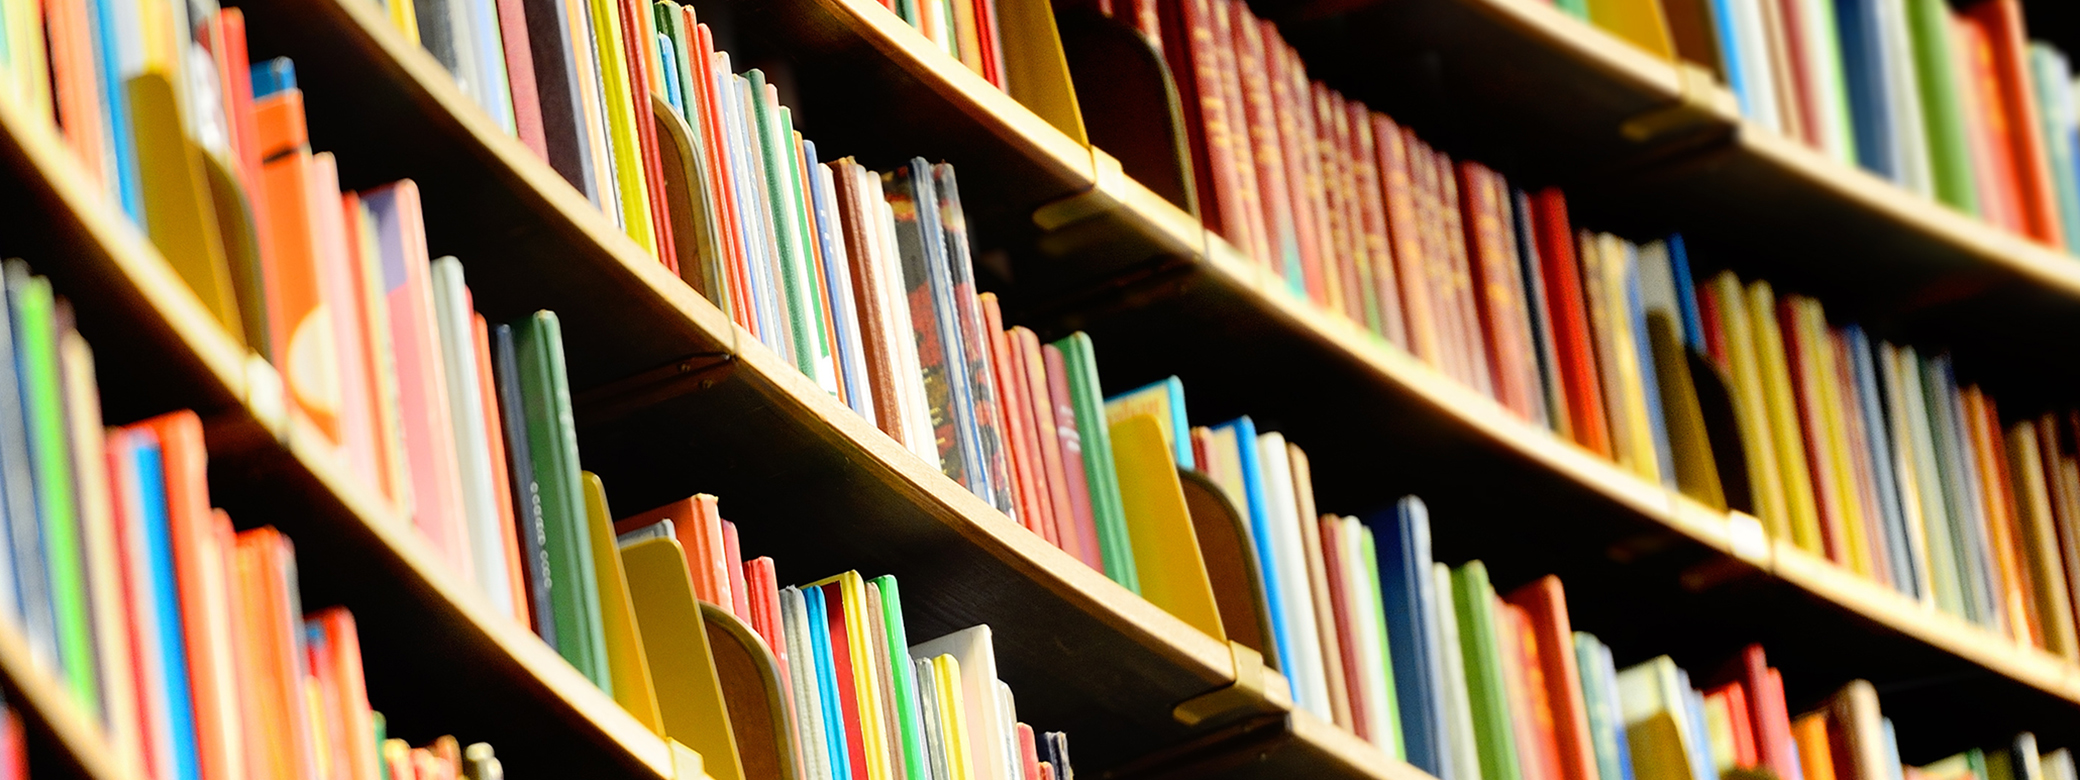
[227,0,1383,775]
[0,75,675,780]
[1257,0,2080,400]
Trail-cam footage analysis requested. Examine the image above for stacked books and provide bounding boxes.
[613,494,1077,780]
[0,260,502,779]
[1552,0,2080,253]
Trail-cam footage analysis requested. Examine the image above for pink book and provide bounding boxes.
[1043,344,1105,572]
[722,520,751,620]
[361,181,474,579]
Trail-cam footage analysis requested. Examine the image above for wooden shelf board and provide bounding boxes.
[0,62,677,779]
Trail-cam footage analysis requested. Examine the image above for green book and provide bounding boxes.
[1905,0,1980,213]
[7,263,95,714]
[512,310,610,691]
[1052,332,1138,592]
[1433,563,1483,780]
[872,574,930,780]
[746,70,836,394]
[1452,561,1520,780]
[1554,0,1588,19]
[1355,525,1406,760]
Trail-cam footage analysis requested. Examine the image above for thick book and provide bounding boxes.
[511,311,610,688]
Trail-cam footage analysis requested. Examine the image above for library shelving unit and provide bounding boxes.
[0,62,679,780]
[219,0,1433,779]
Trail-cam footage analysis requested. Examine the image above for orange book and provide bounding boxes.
[1213,0,1270,267]
[338,191,408,510]
[1965,0,2064,247]
[234,527,320,779]
[1505,576,1598,780]
[308,609,380,780]
[1281,40,1335,308]
[1015,328,1073,552]
[1459,161,1537,419]
[44,0,106,186]
[1317,86,1364,323]
[1953,15,2028,233]
[1966,389,2036,644]
[1496,602,1561,780]
[1793,713,1837,780]
[1529,191,1611,457]
[254,88,345,445]
[133,412,248,780]
[613,0,678,272]
[618,496,732,605]
[472,315,530,628]
[981,294,1046,536]
[1232,13,1302,288]
[1436,151,1491,397]
[1706,681,1759,767]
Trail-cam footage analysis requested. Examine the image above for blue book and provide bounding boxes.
[1623,246,1676,489]
[1677,669,1715,780]
[88,0,141,223]
[1575,635,1633,780]
[1836,0,1901,181]
[722,72,780,352]
[127,433,202,780]
[462,0,515,134]
[1365,496,1451,780]
[1210,416,1292,676]
[1666,236,1705,352]
[805,586,853,780]
[250,57,297,99]
[1704,0,1750,119]
[1105,376,1195,470]
[1845,327,1917,598]
[656,34,685,115]
[802,142,873,420]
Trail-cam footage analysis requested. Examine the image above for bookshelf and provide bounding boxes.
[1253,0,2080,403]
[4,0,2077,771]
[0,71,676,780]
[222,0,1430,777]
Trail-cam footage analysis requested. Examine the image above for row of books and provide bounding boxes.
[613,496,1075,780]
[1559,0,2080,253]
[0,259,505,780]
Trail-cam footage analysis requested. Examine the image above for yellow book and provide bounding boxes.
[1111,414,1225,640]
[993,0,1088,143]
[1745,281,1823,554]
[388,0,421,44]
[1596,234,1661,484]
[2012,420,2080,660]
[581,474,664,733]
[1580,235,1638,476]
[1589,0,1678,59]
[932,655,975,780]
[619,537,748,780]
[803,572,895,780]
[4,0,52,123]
[1644,312,1725,509]
[1711,272,1789,537]
[128,72,243,341]
[1615,656,1698,780]
[1793,299,1869,576]
[586,0,658,253]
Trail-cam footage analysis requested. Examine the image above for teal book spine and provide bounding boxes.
[513,310,610,691]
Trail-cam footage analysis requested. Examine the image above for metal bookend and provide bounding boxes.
[1172,641,1288,729]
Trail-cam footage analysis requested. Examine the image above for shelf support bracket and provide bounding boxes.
[1620,62,1734,145]
[1034,146,1128,232]
[1172,641,1288,729]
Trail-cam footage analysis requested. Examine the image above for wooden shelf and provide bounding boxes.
[0,570,132,780]
[0,76,674,780]
[1254,0,2080,405]
[225,0,1411,776]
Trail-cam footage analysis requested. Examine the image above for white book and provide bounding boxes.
[1876,0,1935,196]
[430,257,512,616]
[911,626,1011,780]
[780,587,835,780]
[1432,563,1482,780]
[1256,433,1332,719]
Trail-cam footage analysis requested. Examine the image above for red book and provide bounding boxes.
[685,17,755,328]
[1213,0,1270,265]
[1459,161,1532,417]
[722,520,751,621]
[1376,113,1440,366]
[1434,151,1490,395]
[1279,38,1334,307]
[1348,103,1406,349]
[1774,0,1823,149]
[1263,26,1323,301]
[1953,14,2026,235]
[1777,299,1849,565]
[1529,190,1612,458]
[1318,518,1372,739]
[1156,0,1250,251]
[1014,328,1071,551]
[494,0,548,159]
[981,294,1046,535]
[215,10,265,203]
[1707,681,1760,767]
[1504,576,1598,780]
[1328,91,1376,329]
[1233,14,1301,287]
[615,0,678,272]
[1965,0,2063,246]
[618,495,732,607]
[308,608,381,780]
[1496,603,1562,780]
[1738,646,1800,780]
[1696,280,1728,371]
[818,583,872,777]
